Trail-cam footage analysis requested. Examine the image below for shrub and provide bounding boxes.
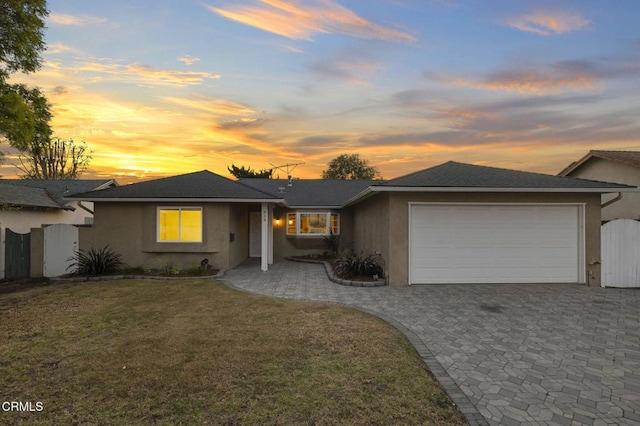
[67,246,124,276]
[322,231,341,256]
[160,261,181,276]
[334,251,384,279]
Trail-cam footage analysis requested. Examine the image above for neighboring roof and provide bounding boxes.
[559,150,640,176]
[241,179,376,208]
[0,183,61,209]
[376,161,635,190]
[0,179,115,209]
[68,170,281,202]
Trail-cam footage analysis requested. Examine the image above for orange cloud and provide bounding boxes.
[161,96,255,116]
[177,55,200,66]
[430,67,599,94]
[480,69,598,93]
[207,0,415,42]
[48,12,107,26]
[46,42,80,55]
[125,64,221,86]
[70,60,222,87]
[506,10,589,35]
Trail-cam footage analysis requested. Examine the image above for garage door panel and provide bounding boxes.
[410,204,581,284]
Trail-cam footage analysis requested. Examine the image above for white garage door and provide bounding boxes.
[409,204,583,284]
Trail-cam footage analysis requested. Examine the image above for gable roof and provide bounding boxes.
[240,179,375,208]
[377,161,633,190]
[68,170,281,202]
[341,161,635,206]
[0,179,115,209]
[559,150,640,176]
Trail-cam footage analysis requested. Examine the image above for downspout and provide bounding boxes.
[77,201,94,215]
[601,192,622,209]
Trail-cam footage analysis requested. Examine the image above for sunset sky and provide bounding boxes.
[3,0,640,182]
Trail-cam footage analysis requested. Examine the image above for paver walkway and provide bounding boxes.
[220,260,640,426]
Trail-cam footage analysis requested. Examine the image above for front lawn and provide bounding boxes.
[1,279,466,425]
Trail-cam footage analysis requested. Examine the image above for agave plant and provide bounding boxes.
[67,246,124,276]
[333,250,384,279]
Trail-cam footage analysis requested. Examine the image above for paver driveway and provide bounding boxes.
[221,260,640,426]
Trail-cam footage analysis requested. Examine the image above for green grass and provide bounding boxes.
[0,279,466,425]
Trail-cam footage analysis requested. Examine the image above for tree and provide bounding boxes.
[1,83,51,150]
[18,137,92,179]
[227,164,273,179]
[321,153,380,180]
[0,0,49,150]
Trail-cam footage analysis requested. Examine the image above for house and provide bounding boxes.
[0,179,117,279]
[559,150,640,221]
[68,161,634,286]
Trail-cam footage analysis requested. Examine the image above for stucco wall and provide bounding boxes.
[229,204,249,269]
[352,192,602,286]
[350,193,390,278]
[566,158,640,220]
[80,202,241,271]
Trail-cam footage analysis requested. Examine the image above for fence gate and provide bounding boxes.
[43,224,79,277]
[601,219,640,288]
[5,229,31,280]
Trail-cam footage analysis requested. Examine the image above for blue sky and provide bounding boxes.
[5,0,640,181]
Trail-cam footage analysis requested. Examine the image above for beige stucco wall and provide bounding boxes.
[229,204,249,269]
[566,158,640,221]
[351,192,602,287]
[351,193,390,276]
[80,202,244,271]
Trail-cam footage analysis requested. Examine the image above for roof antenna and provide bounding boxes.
[270,162,304,187]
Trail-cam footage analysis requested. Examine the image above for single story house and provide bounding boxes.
[0,179,116,279]
[69,161,635,286]
[559,150,640,221]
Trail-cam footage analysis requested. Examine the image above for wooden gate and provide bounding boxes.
[601,219,640,288]
[5,229,31,280]
[43,224,79,277]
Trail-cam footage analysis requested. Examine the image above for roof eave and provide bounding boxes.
[66,197,285,203]
[286,205,344,209]
[368,186,637,193]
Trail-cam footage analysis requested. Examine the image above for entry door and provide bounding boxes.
[249,212,261,257]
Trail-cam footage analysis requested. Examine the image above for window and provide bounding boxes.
[286,212,339,236]
[158,207,202,242]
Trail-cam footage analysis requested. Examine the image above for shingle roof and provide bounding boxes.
[0,183,61,209]
[379,161,634,189]
[69,170,279,201]
[0,179,114,209]
[559,150,640,176]
[241,179,376,207]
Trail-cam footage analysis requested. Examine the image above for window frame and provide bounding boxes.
[156,207,203,243]
[286,211,340,236]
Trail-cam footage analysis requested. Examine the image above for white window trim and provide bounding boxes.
[286,211,340,236]
[157,207,203,243]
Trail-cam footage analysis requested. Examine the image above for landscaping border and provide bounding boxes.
[50,270,225,283]
[285,256,387,287]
